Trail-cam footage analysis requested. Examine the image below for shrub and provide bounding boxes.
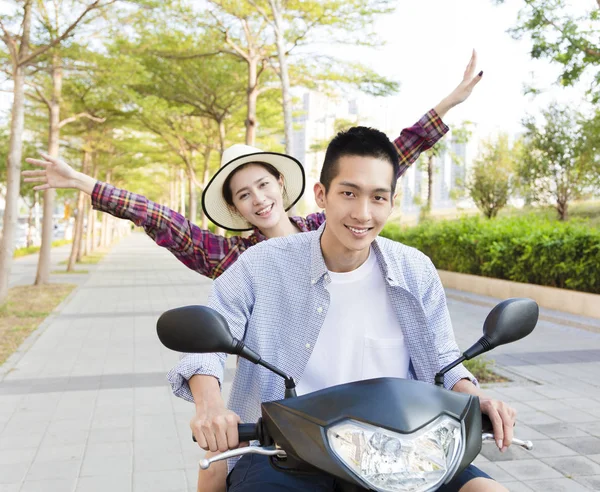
[381,215,600,294]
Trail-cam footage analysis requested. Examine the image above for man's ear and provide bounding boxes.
[314,182,327,209]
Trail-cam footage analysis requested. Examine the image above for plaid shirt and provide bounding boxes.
[92,109,448,279]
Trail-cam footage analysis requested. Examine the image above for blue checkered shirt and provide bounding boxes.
[167,224,476,425]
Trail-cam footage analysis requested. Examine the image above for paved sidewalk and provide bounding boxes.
[1,233,599,491]
[9,244,78,288]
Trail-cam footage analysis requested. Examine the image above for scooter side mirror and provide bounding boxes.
[435,298,539,386]
[156,306,294,393]
[463,298,539,360]
[156,305,238,354]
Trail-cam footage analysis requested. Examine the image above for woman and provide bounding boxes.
[23,53,483,492]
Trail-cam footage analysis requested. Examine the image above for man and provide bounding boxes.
[168,127,515,492]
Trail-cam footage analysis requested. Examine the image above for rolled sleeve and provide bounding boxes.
[167,353,226,402]
[420,258,479,390]
[446,364,479,391]
[393,109,450,178]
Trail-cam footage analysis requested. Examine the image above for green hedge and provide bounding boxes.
[381,215,600,294]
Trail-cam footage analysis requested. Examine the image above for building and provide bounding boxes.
[292,90,479,215]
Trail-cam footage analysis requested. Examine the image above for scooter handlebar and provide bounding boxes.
[192,422,259,443]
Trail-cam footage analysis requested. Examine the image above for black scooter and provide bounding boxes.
[157,298,538,492]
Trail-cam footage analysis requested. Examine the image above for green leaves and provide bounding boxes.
[467,133,517,219]
[518,104,600,220]
[382,212,600,294]
[497,0,600,101]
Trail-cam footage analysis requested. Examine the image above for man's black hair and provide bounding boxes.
[319,126,400,195]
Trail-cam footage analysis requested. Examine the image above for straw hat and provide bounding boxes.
[202,144,305,231]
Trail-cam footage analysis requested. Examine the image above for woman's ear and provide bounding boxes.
[314,182,327,209]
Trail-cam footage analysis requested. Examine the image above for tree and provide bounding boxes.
[250,0,397,155]
[0,0,120,304]
[494,0,600,100]
[418,122,472,216]
[468,134,518,218]
[518,103,600,220]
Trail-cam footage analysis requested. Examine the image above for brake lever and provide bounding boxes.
[199,445,287,470]
[482,433,533,451]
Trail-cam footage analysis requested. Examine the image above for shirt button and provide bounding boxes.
[306,343,311,349]
[324,274,330,282]
[317,307,323,313]
[311,279,317,285]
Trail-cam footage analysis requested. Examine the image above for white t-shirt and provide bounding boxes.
[296,247,410,396]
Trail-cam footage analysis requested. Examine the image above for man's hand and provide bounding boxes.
[191,399,243,453]
[434,50,483,118]
[22,153,96,194]
[480,397,517,452]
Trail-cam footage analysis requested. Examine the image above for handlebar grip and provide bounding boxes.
[238,423,258,442]
[191,422,259,443]
[482,414,493,433]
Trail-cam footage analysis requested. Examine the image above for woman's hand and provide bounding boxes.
[22,153,95,194]
[434,50,483,118]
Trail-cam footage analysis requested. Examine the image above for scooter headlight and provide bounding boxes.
[327,416,463,492]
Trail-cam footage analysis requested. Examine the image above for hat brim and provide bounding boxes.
[202,152,306,231]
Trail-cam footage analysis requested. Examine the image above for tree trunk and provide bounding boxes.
[67,150,90,271]
[0,2,32,304]
[169,167,176,211]
[173,168,181,214]
[187,172,197,223]
[78,200,88,261]
[26,199,34,247]
[245,58,259,146]
[179,168,186,216]
[201,148,211,229]
[270,0,293,156]
[100,213,107,248]
[270,0,298,215]
[91,209,98,251]
[218,120,226,156]
[557,199,569,221]
[100,170,111,247]
[427,154,434,213]
[86,166,98,254]
[35,54,62,286]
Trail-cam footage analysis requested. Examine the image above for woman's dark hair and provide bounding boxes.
[320,126,400,195]
[222,162,284,207]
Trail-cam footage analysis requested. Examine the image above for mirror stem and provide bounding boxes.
[434,355,466,387]
[231,337,297,397]
[258,359,297,398]
[284,377,297,399]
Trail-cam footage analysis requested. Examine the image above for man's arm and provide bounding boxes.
[419,254,518,454]
[168,254,256,453]
[452,379,516,453]
[420,258,476,390]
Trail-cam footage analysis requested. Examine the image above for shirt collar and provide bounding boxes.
[252,215,311,242]
[309,223,399,286]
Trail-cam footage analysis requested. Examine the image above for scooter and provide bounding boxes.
[157,297,538,492]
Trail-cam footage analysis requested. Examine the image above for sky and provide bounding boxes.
[0,0,593,143]
[311,0,593,141]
